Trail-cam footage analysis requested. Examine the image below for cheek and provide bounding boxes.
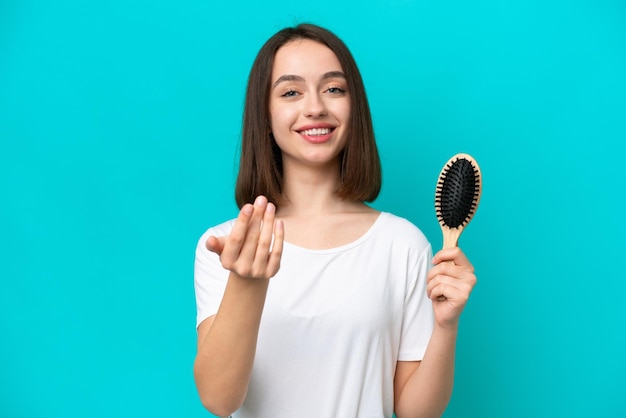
[269,105,297,130]
[330,100,351,123]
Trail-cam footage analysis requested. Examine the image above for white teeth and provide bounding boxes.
[301,128,331,136]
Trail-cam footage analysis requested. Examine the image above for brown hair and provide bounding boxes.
[235,23,382,209]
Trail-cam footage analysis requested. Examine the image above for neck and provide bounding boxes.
[278,159,361,217]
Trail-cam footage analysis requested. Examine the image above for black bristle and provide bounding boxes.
[435,158,479,228]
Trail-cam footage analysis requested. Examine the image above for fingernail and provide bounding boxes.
[266,203,275,213]
[255,195,267,206]
[243,205,253,215]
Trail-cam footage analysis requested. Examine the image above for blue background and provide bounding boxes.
[1,0,625,417]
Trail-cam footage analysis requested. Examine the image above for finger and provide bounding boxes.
[252,202,277,274]
[205,235,227,255]
[427,262,460,283]
[429,278,473,305]
[427,273,466,294]
[429,282,449,301]
[237,196,268,262]
[432,247,474,272]
[427,274,452,298]
[257,202,276,253]
[431,275,476,306]
[220,203,253,264]
[427,262,471,283]
[266,219,284,277]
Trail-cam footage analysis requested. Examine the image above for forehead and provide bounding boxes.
[272,39,343,79]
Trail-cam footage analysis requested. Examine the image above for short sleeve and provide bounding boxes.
[193,220,235,328]
[397,244,434,361]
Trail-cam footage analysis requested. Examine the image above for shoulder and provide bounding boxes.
[376,212,430,248]
[199,218,236,239]
[380,212,428,242]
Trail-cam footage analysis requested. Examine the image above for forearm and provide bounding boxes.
[194,272,269,416]
[396,324,458,418]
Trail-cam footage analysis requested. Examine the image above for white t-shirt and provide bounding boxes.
[194,212,434,418]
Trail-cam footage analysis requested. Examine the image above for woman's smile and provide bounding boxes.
[296,124,336,144]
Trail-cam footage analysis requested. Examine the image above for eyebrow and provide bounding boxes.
[272,71,346,89]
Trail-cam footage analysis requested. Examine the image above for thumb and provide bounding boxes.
[205,235,227,255]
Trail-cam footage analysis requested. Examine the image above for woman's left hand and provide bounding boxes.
[427,247,477,329]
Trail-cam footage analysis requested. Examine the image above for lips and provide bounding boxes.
[296,126,336,144]
[299,127,332,136]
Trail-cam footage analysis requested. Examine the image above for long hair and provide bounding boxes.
[235,23,382,209]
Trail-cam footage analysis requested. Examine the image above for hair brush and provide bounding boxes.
[435,153,482,249]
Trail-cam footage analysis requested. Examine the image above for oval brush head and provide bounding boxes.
[435,153,482,248]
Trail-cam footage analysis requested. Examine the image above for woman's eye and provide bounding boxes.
[281,90,298,97]
[327,86,346,94]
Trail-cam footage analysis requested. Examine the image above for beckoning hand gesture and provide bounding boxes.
[206,195,284,280]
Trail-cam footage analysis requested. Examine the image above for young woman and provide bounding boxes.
[193,23,477,418]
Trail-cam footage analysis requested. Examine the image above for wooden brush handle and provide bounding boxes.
[438,226,462,300]
[441,225,463,249]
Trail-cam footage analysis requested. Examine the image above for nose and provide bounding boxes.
[303,92,327,118]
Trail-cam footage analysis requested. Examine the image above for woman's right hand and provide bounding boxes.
[206,195,284,280]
